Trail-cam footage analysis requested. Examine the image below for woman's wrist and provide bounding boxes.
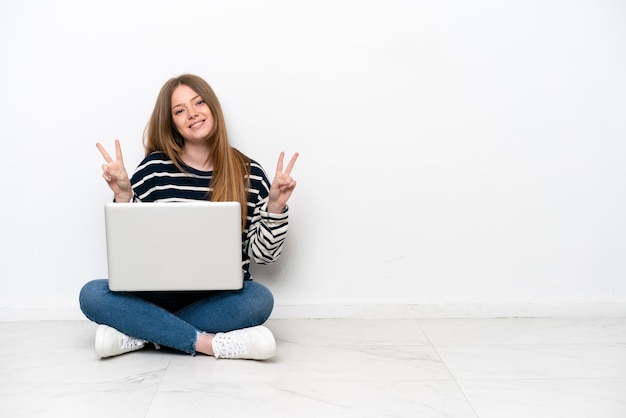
[113,191,133,203]
[267,203,286,214]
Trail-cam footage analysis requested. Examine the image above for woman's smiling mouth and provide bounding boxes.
[189,120,205,129]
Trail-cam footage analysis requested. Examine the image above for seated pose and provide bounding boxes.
[79,74,298,360]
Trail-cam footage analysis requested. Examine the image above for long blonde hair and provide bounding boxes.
[143,74,251,229]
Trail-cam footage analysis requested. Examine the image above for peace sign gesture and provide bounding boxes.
[96,139,133,203]
[267,152,299,214]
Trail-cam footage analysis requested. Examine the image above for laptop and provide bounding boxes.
[104,201,244,291]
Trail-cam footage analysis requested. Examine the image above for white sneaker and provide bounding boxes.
[212,325,276,360]
[95,325,146,358]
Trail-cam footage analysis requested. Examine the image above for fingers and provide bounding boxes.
[96,142,113,163]
[114,139,124,163]
[276,151,299,175]
[101,164,111,181]
[273,151,299,195]
[274,172,297,191]
[284,152,299,176]
[275,151,285,173]
[280,179,297,191]
[96,139,124,164]
[268,153,298,211]
[98,140,129,188]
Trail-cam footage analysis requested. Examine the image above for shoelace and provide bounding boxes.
[120,335,145,350]
[214,336,246,358]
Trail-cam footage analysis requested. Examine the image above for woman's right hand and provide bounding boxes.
[96,139,133,203]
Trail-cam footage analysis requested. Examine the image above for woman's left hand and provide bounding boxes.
[268,152,299,214]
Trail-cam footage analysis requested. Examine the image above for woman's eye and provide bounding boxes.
[174,109,184,115]
[196,100,205,106]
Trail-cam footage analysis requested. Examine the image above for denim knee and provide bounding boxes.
[78,279,108,321]
[248,281,275,324]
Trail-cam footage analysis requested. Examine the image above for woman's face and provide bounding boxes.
[171,84,214,143]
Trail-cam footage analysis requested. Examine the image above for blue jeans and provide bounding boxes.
[79,279,274,355]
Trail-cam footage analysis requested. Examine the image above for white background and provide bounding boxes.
[1,0,625,319]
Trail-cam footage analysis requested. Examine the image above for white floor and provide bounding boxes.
[1,317,625,418]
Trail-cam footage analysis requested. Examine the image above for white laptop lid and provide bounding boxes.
[105,201,243,291]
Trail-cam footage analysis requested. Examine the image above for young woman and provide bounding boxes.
[79,74,298,360]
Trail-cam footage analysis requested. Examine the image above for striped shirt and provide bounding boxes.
[129,151,289,281]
